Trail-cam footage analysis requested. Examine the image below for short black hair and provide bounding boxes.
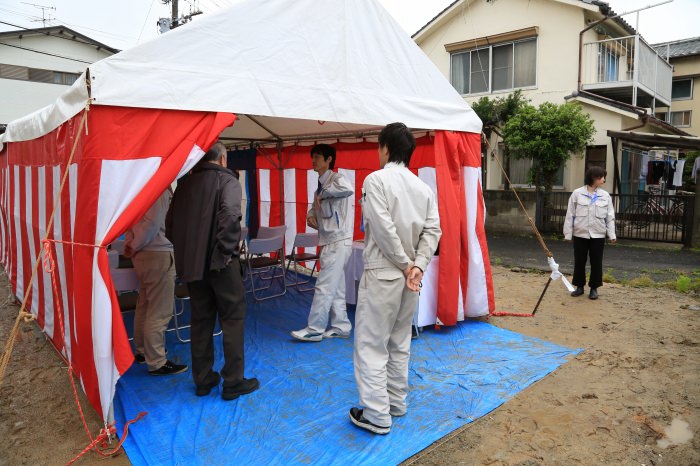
[310,144,336,170]
[378,122,416,166]
[584,166,607,186]
[202,141,227,162]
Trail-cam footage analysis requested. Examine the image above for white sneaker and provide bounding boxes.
[290,329,323,342]
[322,329,350,339]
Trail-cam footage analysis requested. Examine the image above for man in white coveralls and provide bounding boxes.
[350,123,441,434]
[291,144,355,342]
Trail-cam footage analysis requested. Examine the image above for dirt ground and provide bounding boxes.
[1,265,698,466]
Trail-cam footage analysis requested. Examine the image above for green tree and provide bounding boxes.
[471,89,527,138]
[471,90,528,189]
[502,101,595,193]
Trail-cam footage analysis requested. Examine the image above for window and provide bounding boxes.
[450,38,537,95]
[0,63,78,86]
[655,111,691,127]
[499,144,564,188]
[597,46,619,82]
[671,78,693,100]
[670,110,691,127]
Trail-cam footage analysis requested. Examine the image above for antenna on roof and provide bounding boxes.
[20,2,56,27]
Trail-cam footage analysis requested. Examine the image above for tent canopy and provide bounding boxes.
[0,0,489,426]
[1,0,481,145]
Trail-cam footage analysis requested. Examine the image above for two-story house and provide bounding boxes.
[0,26,117,131]
[414,0,692,197]
[653,37,700,137]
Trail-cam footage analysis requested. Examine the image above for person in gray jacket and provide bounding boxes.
[124,188,187,375]
[563,166,616,300]
[291,144,354,342]
[350,123,441,435]
[166,142,259,401]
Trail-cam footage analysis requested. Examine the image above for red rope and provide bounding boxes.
[490,311,535,318]
[41,239,147,465]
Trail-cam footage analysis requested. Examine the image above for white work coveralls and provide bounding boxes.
[354,162,441,428]
[305,170,354,334]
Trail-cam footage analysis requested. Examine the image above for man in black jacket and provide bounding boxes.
[166,141,259,400]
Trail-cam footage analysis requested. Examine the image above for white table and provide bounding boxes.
[344,241,441,327]
[111,267,139,293]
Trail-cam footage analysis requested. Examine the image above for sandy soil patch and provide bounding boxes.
[1,266,698,465]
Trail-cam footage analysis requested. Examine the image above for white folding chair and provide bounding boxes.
[245,225,287,282]
[285,233,320,292]
[242,233,287,301]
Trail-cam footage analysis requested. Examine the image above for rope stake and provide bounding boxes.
[483,132,572,316]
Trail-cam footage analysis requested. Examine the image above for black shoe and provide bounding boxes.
[349,407,390,435]
[571,286,584,297]
[134,348,166,365]
[195,372,221,397]
[148,360,188,376]
[222,378,260,401]
[589,288,599,300]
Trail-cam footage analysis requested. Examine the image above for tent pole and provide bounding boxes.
[277,141,285,230]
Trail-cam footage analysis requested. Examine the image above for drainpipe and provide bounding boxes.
[622,114,649,132]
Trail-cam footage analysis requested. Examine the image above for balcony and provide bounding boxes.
[581,35,672,109]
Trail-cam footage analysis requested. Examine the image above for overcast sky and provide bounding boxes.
[0,0,697,51]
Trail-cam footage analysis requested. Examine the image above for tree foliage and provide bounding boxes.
[502,101,595,192]
[471,89,527,137]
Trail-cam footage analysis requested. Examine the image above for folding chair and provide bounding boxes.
[245,225,287,282]
[240,226,249,256]
[285,232,320,292]
[242,233,287,301]
[168,280,223,343]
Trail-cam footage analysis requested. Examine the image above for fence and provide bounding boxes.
[536,191,695,245]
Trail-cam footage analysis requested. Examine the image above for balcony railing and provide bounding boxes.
[581,34,672,107]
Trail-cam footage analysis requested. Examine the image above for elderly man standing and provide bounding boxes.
[166,141,259,401]
[350,123,441,435]
[125,188,187,376]
[290,144,354,342]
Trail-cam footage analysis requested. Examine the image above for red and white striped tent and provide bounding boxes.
[0,0,493,425]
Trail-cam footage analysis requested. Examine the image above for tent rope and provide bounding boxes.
[0,99,146,464]
[42,238,146,465]
[482,132,573,317]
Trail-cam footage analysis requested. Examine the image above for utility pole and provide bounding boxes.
[159,0,202,32]
[171,0,179,29]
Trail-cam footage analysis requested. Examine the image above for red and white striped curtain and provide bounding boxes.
[253,132,494,325]
[0,106,234,423]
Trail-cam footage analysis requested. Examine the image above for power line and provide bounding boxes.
[0,19,116,49]
[0,41,92,64]
[137,0,157,43]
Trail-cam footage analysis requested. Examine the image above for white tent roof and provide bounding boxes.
[1,0,481,144]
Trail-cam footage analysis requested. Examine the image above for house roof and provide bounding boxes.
[565,90,692,137]
[607,130,700,151]
[412,0,637,41]
[652,36,700,59]
[0,25,119,54]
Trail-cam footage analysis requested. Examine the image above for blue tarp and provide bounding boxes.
[115,282,579,465]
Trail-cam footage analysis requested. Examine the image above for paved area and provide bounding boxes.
[486,232,700,282]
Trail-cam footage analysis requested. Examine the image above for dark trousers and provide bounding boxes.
[572,236,605,289]
[187,257,246,388]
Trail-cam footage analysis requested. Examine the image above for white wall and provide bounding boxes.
[415,0,647,192]
[0,32,114,124]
